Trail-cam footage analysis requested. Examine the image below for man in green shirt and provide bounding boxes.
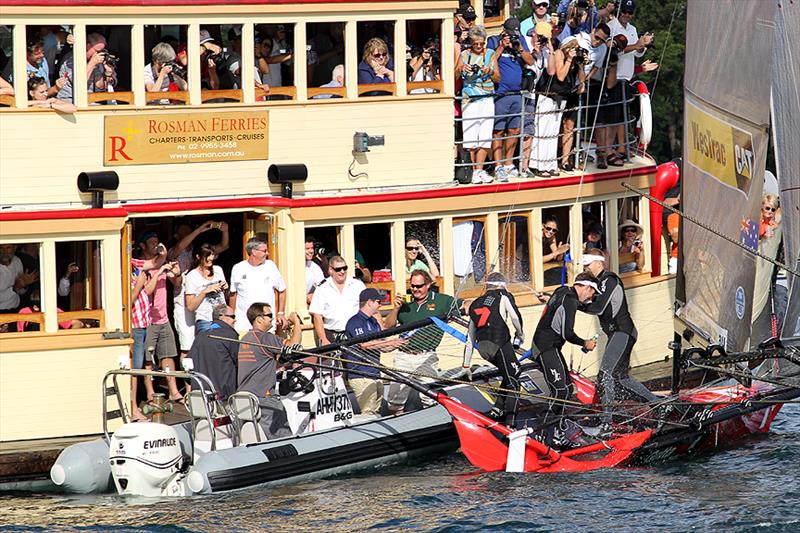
[384,269,462,413]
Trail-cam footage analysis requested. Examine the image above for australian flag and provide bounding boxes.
[740,218,759,251]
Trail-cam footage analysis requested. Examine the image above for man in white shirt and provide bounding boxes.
[0,244,32,313]
[607,0,652,162]
[229,238,287,335]
[305,238,324,305]
[309,255,366,345]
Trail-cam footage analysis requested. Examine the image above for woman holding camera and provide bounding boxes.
[409,39,441,94]
[456,25,500,184]
[144,42,188,104]
[184,243,228,333]
[618,219,645,273]
[531,38,584,177]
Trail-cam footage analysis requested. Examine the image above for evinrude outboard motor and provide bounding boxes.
[109,422,185,496]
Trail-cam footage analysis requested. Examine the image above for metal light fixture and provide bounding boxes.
[77,171,120,208]
[268,164,308,199]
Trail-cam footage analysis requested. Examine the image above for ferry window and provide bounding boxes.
[0,26,14,107]
[56,240,104,329]
[143,25,189,105]
[541,207,571,288]
[305,227,341,278]
[617,197,645,275]
[357,21,395,97]
[406,20,442,94]
[354,223,392,284]
[582,201,608,257]
[86,25,133,106]
[22,25,74,106]
[307,22,346,97]
[198,24,245,103]
[498,213,532,284]
[0,243,41,333]
[404,220,441,283]
[483,1,507,24]
[453,217,488,293]
[254,23,296,101]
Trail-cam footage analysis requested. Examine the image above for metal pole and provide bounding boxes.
[621,82,631,162]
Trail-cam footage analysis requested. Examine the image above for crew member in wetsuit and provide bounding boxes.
[581,254,660,424]
[532,272,599,436]
[462,272,525,425]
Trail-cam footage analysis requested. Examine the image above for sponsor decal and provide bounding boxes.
[735,286,746,320]
[686,101,754,196]
[143,437,178,450]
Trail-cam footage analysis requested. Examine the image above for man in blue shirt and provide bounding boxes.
[487,18,534,182]
[344,288,405,415]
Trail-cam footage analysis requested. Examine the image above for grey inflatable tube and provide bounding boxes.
[50,439,113,494]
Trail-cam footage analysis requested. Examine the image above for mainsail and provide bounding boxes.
[772,0,800,346]
[677,0,773,351]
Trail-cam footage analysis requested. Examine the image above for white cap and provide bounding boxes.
[574,279,601,293]
[581,254,606,265]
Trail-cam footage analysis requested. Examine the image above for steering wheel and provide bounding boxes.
[281,365,317,395]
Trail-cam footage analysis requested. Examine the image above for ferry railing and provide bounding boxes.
[101,368,233,455]
[454,82,640,180]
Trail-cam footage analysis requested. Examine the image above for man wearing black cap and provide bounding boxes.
[488,17,534,182]
[462,273,525,424]
[344,288,405,415]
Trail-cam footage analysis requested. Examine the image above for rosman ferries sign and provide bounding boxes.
[103,111,268,166]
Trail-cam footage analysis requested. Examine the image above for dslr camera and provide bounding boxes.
[508,33,520,48]
[469,63,482,75]
[574,46,588,64]
[98,50,119,67]
[166,61,187,79]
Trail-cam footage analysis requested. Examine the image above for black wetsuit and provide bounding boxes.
[533,286,587,424]
[581,269,659,420]
[464,288,524,423]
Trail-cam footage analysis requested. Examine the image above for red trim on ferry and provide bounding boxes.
[0,208,129,221]
[0,166,655,221]
[6,0,401,6]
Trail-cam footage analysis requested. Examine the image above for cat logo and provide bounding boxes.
[732,127,754,192]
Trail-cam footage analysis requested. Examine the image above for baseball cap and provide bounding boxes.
[199,29,215,45]
[359,288,383,303]
[586,222,604,235]
[620,0,636,13]
[574,279,601,293]
[581,254,606,266]
[503,17,522,37]
[457,4,477,20]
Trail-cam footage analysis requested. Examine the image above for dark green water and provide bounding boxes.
[2,403,799,532]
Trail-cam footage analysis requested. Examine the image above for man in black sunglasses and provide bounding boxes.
[238,302,302,439]
[309,255,366,346]
[188,304,239,400]
[384,270,463,414]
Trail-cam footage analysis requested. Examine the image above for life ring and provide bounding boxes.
[633,81,652,151]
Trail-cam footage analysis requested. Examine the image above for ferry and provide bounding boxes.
[0,0,675,486]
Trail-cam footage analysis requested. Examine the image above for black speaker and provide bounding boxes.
[268,164,308,198]
[77,171,119,208]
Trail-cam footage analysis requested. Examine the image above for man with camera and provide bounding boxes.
[55,32,112,103]
[487,17,534,182]
[556,0,599,35]
[607,0,653,165]
[198,30,222,90]
[409,38,441,94]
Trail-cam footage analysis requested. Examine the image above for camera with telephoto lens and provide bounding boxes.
[508,33,520,48]
[538,35,550,46]
[314,243,326,258]
[574,46,588,64]
[204,49,227,69]
[166,61,187,79]
[99,50,118,67]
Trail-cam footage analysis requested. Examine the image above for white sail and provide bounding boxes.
[678,0,773,351]
[772,0,800,345]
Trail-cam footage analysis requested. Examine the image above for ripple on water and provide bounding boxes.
[1,404,799,532]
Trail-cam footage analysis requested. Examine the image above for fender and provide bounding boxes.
[633,81,652,151]
[649,161,680,276]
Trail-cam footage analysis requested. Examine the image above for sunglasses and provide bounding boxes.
[223,313,236,318]
[258,313,273,319]
[372,52,387,58]
[543,226,557,233]
[624,227,638,232]
[332,265,348,272]
[763,206,776,212]
[535,3,549,7]
[621,10,634,15]
[406,246,419,251]
[410,283,427,289]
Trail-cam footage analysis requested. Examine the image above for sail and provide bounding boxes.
[772,0,800,346]
[677,0,773,351]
